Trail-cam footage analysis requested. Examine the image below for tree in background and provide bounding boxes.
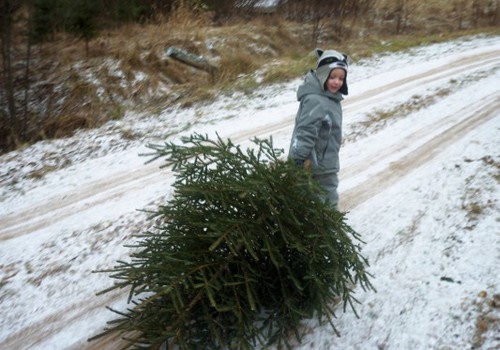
[66,0,102,56]
[31,0,57,42]
[470,0,499,28]
[277,0,373,45]
[0,0,23,150]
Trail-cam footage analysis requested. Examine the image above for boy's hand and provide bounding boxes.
[295,159,312,171]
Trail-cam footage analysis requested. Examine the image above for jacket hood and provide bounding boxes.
[297,70,344,103]
[315,49,349,95]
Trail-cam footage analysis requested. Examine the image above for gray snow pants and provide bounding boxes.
[314,172,339,210]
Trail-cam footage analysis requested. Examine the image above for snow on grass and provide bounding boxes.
[313,114,499,350]
[0,34,499,349]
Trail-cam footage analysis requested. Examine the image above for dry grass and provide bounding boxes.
[2,1,499,153]
[471,292,500,348]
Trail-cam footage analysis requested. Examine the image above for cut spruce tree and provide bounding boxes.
[92,133,374,349]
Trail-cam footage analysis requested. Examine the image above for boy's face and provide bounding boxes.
[326,68,345,94]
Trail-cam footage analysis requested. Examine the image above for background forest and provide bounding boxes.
[1,0,499,154]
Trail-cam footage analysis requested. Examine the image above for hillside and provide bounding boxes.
[2,1,499,154]
[0,34,499,349]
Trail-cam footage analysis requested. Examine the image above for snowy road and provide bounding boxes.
[1,36,499,349]
[1,45,498,242]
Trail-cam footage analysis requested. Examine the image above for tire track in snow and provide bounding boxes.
[1,48,498,242]
[340,94,499,185]
[0,50,500,350]
[8,87,499,350]
[340,96,499,210]
[345,50,499,107]
[229,48,500,140]
[0,290,123,350]
[1,48,499,350]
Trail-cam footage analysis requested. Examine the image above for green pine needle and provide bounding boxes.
[92,133,375,349]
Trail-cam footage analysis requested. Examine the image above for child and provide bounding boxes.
[288,49,348,210]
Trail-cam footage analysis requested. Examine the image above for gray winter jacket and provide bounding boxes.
[288,70,343,175]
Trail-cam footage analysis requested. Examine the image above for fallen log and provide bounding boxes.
[166,47,217,78]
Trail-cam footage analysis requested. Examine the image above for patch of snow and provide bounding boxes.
[1,34,499,350]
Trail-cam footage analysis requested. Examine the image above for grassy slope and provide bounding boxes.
[3,1,499,151]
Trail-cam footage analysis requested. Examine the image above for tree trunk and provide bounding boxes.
[311,15,321,47]
[22,1,34,138]
[0,0,18,136]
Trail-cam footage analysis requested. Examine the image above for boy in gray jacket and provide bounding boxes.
[288,49,348,210]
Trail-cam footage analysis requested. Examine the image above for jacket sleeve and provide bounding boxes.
[290,95,325,161]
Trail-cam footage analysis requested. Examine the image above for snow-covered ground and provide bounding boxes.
[1,34,499,350]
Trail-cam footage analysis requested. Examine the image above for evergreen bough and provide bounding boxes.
[93,133,374,349]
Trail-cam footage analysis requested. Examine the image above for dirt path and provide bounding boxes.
[1,48,498,242]
[340,95,499,210]
[0,46,499,350]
